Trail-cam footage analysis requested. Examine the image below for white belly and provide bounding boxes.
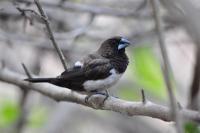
[83,69,122,91]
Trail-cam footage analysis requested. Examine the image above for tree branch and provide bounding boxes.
[0,68,199,123]
[160,0,200,111]
[34,0,67,70]
[150,0,183,132]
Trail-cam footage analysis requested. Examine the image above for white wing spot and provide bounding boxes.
[74,61,83,67]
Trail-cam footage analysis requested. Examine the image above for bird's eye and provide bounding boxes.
[118,38,131,50]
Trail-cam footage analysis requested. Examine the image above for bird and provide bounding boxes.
[25,36,131,102]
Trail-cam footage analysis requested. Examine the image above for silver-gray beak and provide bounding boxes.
[118,38,131,50]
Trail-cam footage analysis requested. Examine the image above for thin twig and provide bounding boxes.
[34,0,67,70]
[16,7,41,18]
[150,0,183,133]
[0,68,199,123]
[16,6,46,24]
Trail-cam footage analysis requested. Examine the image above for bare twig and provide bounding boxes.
[150,0,183,133]
[0,68,199,123]
[16,7,42,19]
[16,6,45,25]
[21,63,32,78]
[34,0,67,70]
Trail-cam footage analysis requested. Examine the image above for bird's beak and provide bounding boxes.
[118,38,131,50]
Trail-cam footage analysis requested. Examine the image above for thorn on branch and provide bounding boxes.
[21,63,32,78]
[141,89,146,104]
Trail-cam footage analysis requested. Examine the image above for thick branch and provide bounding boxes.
[0,68,199,123]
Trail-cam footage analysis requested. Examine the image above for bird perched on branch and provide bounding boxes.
[25,36,131,102]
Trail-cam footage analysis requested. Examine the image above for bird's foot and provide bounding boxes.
[85,90,110,106]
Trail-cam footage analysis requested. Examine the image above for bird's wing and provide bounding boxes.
[59,58,113,81]
[84,58,113,80]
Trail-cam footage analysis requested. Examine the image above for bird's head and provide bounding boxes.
[98,36,131,57]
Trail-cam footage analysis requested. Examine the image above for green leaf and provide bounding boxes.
[0,100,19,128]
[184,122,200,133]
[128,47,166,99]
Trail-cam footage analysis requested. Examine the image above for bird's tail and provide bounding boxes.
[24,78,56,83]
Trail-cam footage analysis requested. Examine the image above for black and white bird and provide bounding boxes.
[25,36,131,101]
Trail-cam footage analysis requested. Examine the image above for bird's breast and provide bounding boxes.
[83,69,122,92]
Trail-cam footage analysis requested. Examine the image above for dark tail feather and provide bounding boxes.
[24,78,56,83]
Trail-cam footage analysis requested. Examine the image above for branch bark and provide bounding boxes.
[0,68,199,123]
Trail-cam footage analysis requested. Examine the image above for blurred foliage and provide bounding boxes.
[119,87,140,101]
[0,100,19,128]
[28,106,47,128]
[0,99,47,129]
[184,122,200,133]
[127,46,167,99]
